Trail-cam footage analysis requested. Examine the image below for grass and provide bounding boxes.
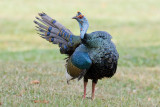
[0,0,160,106]
[0,62,160,106]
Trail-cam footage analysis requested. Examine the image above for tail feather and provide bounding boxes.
[36,17,51,27]
[34,12,81,55]
[38,12,56,28]
[38,12,72,34]
[36,27,63,40]
[39,34,68,45]
[34,20,48,30]
[34,20,69,42]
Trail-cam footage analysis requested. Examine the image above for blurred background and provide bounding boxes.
[0,0,160,106]
[0,0,160,66]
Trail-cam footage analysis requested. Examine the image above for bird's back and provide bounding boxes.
[77,31,119,79]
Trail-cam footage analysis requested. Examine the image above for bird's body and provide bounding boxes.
[34,12,119,99]
[68,31,118,81]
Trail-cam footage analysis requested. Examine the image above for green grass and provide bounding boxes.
[0,62,160,106]
[0,0,160,106]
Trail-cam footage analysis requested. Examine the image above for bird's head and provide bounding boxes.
[72,12,89,39]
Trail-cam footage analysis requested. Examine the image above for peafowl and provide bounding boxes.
[34,12,119,100]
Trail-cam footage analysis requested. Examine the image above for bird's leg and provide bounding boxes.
[83,81,87,99]
[83,78,88,99]
[91,82,96,100]
[91,79,98,100]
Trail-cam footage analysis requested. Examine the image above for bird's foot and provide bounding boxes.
[91,96,95,100]
[82,94,86,99]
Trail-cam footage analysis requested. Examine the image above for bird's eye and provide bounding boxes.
[77,15,84,19]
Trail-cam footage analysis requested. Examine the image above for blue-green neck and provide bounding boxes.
[78,18,89,39]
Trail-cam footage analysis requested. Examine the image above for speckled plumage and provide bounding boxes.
[72,31,119,83]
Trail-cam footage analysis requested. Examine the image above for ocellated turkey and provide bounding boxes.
[34,12,119,100]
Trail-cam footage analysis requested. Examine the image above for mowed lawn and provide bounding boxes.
[0,0,160,106]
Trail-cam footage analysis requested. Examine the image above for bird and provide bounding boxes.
[34,11,119,100]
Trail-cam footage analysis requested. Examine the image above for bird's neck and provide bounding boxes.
[80,23,89,39]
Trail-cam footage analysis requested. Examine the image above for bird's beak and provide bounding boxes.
[72,16,77,19]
